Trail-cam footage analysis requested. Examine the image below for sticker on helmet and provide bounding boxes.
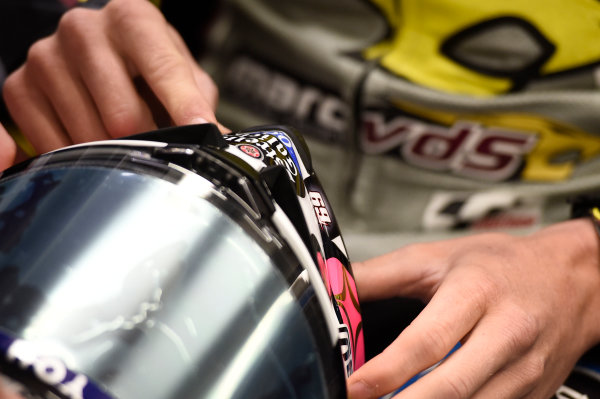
[0,331,114,399]
[224,131,305,194]
[237,144,263,160]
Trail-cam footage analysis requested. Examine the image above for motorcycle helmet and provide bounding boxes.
[0,124,364,398]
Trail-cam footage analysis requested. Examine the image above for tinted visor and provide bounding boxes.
[0,157,330,398]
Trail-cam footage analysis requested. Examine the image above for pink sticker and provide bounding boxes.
[327,257,365,369]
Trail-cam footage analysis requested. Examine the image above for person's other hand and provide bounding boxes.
[3,0,219,154]
[348,218,600,398]
[0,376,24,399]
[0,123,16,170]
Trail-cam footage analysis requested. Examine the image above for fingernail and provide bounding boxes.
[347,380,376,399]
[188,117,209,125]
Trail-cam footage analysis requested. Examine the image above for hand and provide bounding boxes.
[0,378,23,399]
[3,0,220,154]
[0,124,16,170]
[348,219,600,398]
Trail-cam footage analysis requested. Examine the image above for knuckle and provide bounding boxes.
[2,72,22,103]
[56,9,101,57]
[442,373,472,399]
[472,273,500,298]
[105,0,137,30]
[414,321,456,362]
[463,274,501,315]
[26,38,55,71]
[106,0,163,30]
[520,355,546,385]
[57,7,95,35]
[502,306,540,351]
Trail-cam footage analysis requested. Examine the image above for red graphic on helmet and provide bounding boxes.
[237,144,263,159]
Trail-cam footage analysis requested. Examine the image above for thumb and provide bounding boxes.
[352,242,449,302]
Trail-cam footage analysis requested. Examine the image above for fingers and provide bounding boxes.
[393,306,539,399]
[3,0,221,154]
[352,233,509,302]
[352,242,449,302]
[3,66,70,154]
[0,379,23,399]
[468,358,541,399]
[27,37,111,144]
[56,6,157,138]
[0,124,16,171]
[470,349,573,399]
[104,0,217,126]
[348,270,489,398]
[166,24,219,111]
[349,227,594,399]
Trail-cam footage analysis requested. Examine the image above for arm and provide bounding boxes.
[349,218,600,398]
[2,0,220,154]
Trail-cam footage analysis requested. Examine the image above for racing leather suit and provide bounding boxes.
[202,0,600,262]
